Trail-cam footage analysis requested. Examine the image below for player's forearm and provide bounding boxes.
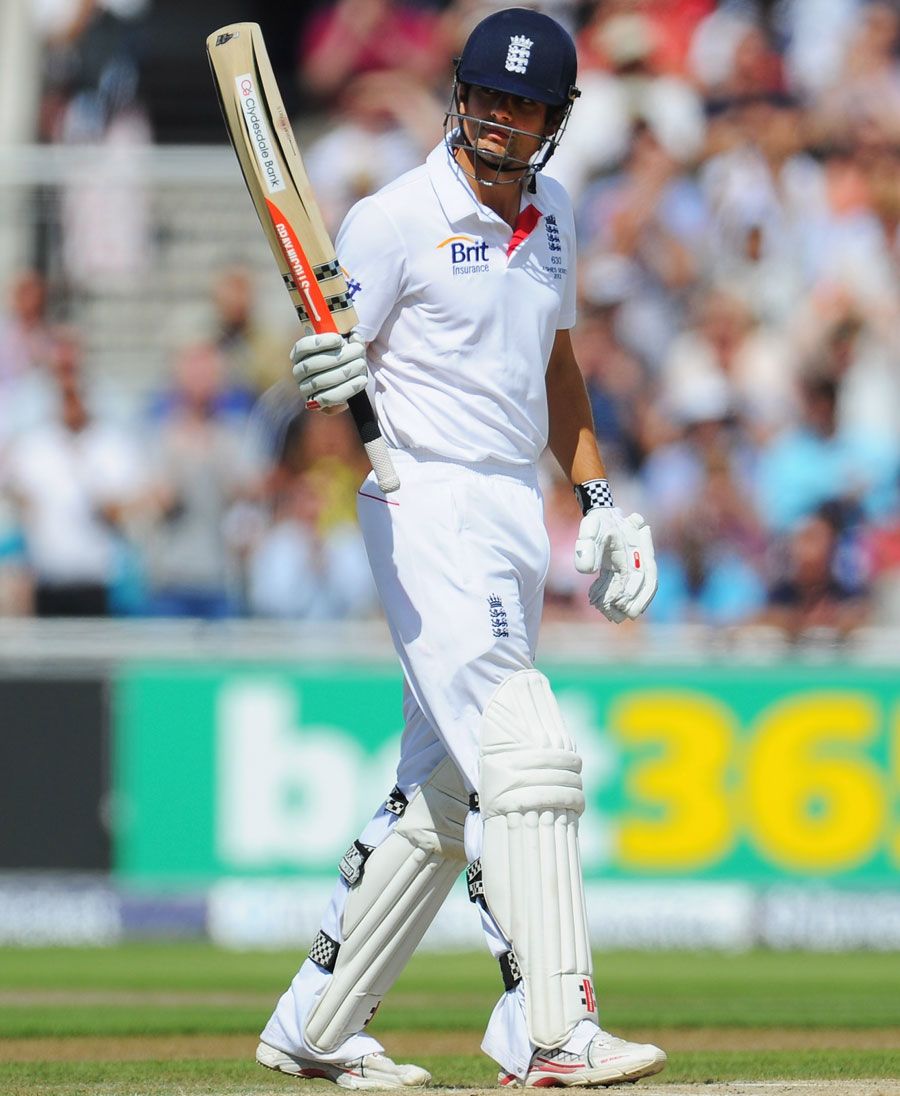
[546,329,607,485]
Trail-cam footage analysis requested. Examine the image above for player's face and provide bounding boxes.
[459,86,552,174]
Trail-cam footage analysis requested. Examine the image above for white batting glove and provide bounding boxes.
[290,331,368,411]
[573,479,658,623]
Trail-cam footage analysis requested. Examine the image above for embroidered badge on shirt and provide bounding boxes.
[544,214,561,252]
[487,593,510,638]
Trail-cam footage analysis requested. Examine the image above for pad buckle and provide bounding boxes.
[499,950,522,991]
[308,930,340,972]
[466,858,485,904]
[384,785,409,816]
[339,840,373,886]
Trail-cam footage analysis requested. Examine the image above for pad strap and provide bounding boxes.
[304,758,468,1053]
[339,841,373,886]
[308,930,340,972]
[499,950,522,991]
[466,858,484,905]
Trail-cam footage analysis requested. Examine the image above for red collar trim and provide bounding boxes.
[506,204,543,259]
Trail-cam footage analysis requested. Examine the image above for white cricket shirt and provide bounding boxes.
[336,140,577,465]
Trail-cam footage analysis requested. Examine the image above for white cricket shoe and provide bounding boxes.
[498,1029,666,1088]
[256,1041,431,1089]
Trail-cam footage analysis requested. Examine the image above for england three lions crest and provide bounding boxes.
[505,35,533,74]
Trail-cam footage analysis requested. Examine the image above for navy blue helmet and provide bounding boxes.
[456,7,579,109]
[445,8,580,187]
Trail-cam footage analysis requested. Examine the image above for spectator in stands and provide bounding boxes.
[210,265,287,394]
[246,410,376,620]
[780,0,861,99]
[863,141,900,266]
[689,4,785,103]
[0,272,58,447]
[756,374,899,535]
[700,92,819,325]
[572,254,652,485]
[1,327,143,616]
[642,371,745,524]
[658,283,797,441]
[577,120,709,373]
[809,2,900,149]
[0,270,55,387]
[757,502,870,641]
[796,141,898,309]
[137,343,262,619]
[791,291,900,448]
[298,0,447,102]
[700,91,825,300]
[651,447,768,626]
[550,10,706,203]
[298,0,455,234]
[639,372,765,623]
[37,0,155,291]
[149,336,256,422]
[304,69,444,236]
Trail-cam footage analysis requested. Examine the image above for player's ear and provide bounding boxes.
[544,105,563,136]
[456,82,470,113]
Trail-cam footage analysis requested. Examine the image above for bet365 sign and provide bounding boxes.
[113,664,900,885]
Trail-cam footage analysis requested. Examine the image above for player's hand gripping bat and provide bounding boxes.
[206,22,400,493]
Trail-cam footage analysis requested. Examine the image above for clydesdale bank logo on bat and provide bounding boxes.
[235,73,285,194]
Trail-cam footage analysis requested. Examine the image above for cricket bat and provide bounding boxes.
[206,22,399,493]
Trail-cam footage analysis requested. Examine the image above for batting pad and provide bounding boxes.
[304,757,469,1053]
[479,669,595,1048]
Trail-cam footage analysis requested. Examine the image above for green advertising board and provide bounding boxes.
[112,663,900,887]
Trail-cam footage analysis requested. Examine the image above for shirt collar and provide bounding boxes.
[426,136,544,231]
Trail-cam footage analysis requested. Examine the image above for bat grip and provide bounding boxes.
[348,392,400,493]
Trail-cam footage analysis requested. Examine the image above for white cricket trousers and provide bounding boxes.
[262,450,597,1077]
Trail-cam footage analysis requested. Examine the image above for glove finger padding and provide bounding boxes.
[604,513,657,620]
[587,571,626,623]
[295,364,367,400]
[617,515,658,619]
[291,332,366,380]
[290,331,343,365]
[574,507,617,574]
[290,332,368,410]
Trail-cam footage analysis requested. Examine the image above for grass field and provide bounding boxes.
[2,945,899,1095]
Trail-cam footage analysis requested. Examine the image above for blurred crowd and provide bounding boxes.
[2,0,900,641]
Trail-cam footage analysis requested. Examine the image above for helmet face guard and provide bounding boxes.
[444,8,579,189]
[444,80,576,188]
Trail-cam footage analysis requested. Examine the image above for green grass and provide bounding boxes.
[3,946,899,1031]
[1,945,899,1093]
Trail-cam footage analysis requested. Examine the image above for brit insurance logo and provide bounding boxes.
[437,234,490,276]
[506,35,533,74]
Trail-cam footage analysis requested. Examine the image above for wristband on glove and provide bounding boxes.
[574,478,614,515]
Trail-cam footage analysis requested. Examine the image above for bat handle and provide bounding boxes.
[348,392,400,493]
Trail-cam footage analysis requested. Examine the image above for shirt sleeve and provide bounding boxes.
[335,196,407,342]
